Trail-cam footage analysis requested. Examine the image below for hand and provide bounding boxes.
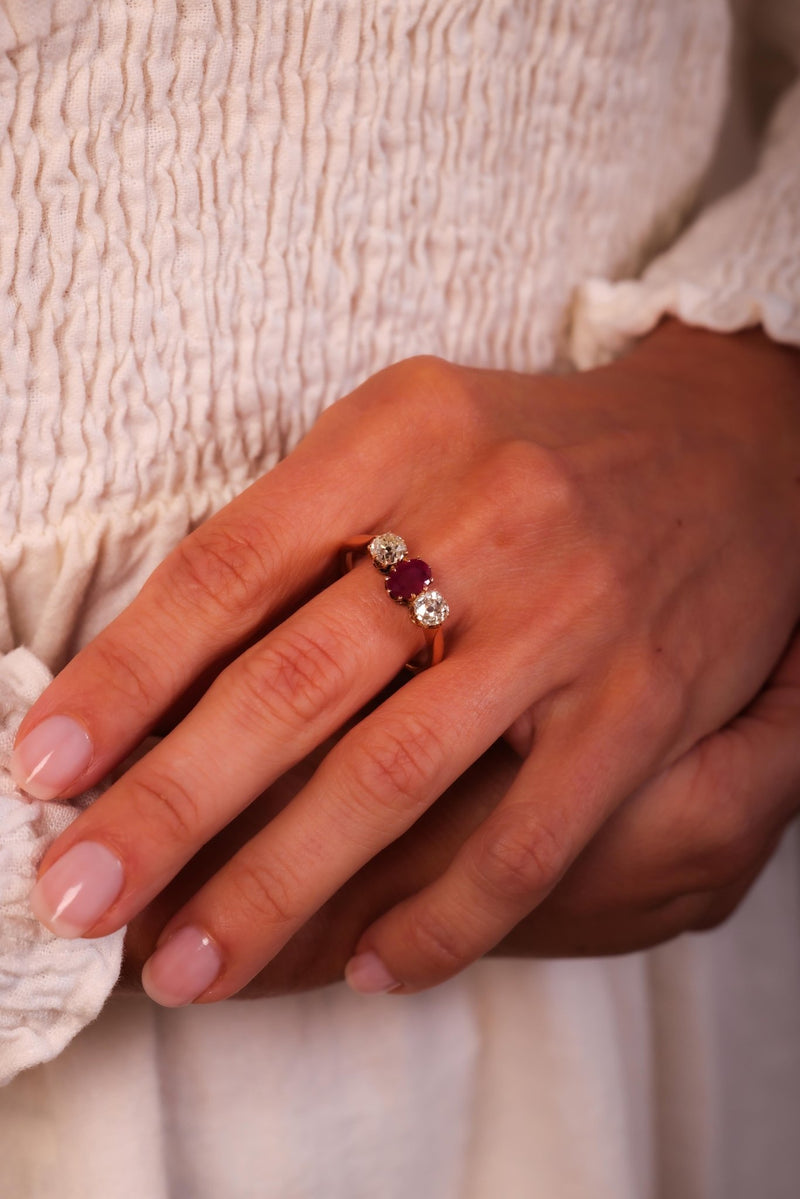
[120,627,800,995]
[118,724,516,996]
[12,320,800,1003]
[503,624,800,957]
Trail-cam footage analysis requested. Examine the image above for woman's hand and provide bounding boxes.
[120,627,800,996]
[12,320,800,1003]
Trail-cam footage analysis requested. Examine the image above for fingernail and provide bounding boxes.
[344,951,400,995]
[11,715,93,800]
[29,841,125,938]
[141,926,223,1007]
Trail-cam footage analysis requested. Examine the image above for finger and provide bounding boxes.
[9,392,426,801]
[664,626,800,895]
[9,489,344,798]
[381,631,800,982]
[136,645,535,1005]
[28,561,434,938]
[535,627,800,914]
[121,737,518,997]
[343,696,673,993]
[494,847,777,958]
[493,890,711,958]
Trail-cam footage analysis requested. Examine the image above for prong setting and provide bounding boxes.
[368,533,407,570]
[342,531,450,667]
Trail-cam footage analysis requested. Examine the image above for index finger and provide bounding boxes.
[10,447,376,802]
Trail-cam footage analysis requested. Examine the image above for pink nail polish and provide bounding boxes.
[141,926,223,1007]
[344,951,400,995]
[29,842,124,938]
[11,715,93,800]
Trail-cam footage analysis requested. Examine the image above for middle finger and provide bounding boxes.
[28,559,429,938]
[139,642,528,1004]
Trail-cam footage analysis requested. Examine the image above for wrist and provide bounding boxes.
[590,319,800,532]
[621,318,800,402]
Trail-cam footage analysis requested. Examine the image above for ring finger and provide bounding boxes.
[138,641,534,1005]
[28,558,441,938]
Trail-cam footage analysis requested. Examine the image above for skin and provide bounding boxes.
[15,319,800,1001]
[120,625,800,996]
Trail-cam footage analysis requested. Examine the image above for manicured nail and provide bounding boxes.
[141,926,223,1007]
[11,715,93,800]
[29,841,125,938]
[344,951,400,995]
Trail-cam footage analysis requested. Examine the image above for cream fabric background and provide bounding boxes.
[0,0,798,1194]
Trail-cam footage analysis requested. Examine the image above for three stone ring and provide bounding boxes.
[340,532,450,670]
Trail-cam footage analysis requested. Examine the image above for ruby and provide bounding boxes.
[386,558,432,602]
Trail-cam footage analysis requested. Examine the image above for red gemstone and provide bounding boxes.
[386,558,433,602]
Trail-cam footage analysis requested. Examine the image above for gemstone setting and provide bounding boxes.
[386,558,433,602]
[368,533,407,571]
[410,589,450,628]
[346,531,449,658]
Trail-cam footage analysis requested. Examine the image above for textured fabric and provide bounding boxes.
[0,0,798,1195]
[572,0,800,364]
[0,648,123,1086]
[572,66,800,364]
[0,0,90,55]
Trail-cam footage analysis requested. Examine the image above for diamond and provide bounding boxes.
[410,590,449,628]
[368,532,407,571]
[386,558,432,602]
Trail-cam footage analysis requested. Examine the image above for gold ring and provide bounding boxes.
[340,532,449,670]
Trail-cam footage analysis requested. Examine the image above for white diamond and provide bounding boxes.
[368,532,407,570]
[411,589,449,628]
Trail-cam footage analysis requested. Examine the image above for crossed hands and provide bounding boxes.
[12,321,800,1003]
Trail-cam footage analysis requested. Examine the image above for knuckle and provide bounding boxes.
[126,769,203,845]
[89,636,167,716]
[470,809,566,902]
[394,354,466,403]
[499,440,577,519]
[347,715,443,824]
[508,440,574,511]
[389,356,480,438]
[404,904,467,974]
[469,440,584,551]
[154,519,275,625]
[225,855,299,930]
[234,623,348,732]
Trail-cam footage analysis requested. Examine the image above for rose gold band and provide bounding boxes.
[340,534,448,671]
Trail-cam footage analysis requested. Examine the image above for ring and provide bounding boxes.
[340,532,449,670]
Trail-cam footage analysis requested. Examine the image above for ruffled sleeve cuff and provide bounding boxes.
[570,79,800,369]
[0,647,124,1087]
